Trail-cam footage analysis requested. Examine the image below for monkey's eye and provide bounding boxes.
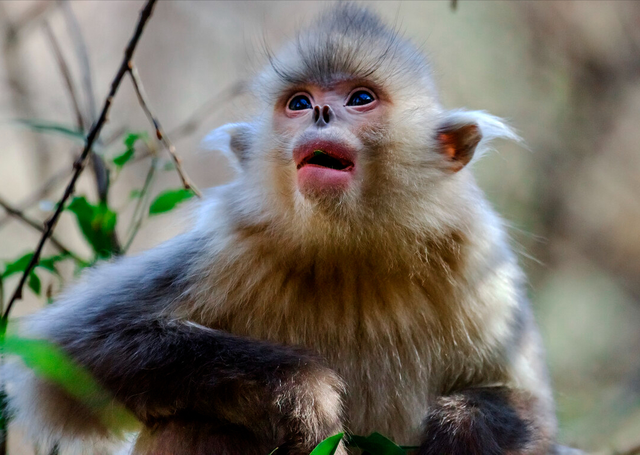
[288,94,313,111]
[346,90,375,107]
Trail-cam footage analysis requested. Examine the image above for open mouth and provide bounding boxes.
[297,150,354,171]
[293,140,357,195]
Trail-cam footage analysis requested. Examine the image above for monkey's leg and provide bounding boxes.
[419,387,552,455]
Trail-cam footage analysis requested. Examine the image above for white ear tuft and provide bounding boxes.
[201,123,254,172]
[443,110,521,160]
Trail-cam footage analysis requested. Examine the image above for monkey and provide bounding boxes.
[4,4,563,455]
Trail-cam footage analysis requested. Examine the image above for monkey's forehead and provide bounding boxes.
[258,4,433,96]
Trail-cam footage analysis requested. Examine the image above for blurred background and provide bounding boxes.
[1,1,639,453]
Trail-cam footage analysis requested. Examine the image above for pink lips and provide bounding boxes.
[293,140,356,195]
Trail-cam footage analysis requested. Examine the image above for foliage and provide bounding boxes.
[309,433,344,455]
[0,129,196,300]
[66,196,118,259]
[14,119,85,141]
[149,188,195,215]
[2,332,138,434]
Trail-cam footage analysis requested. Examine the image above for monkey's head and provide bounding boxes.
[204,4,517,239]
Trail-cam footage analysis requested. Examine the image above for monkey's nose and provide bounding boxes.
[313,105,335,127]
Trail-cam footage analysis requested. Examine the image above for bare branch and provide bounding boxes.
[127,63,202,197]
[43,20,85,131]
[3,0,159,320]
[123,159,157,253]
[1,1,55,180]
[0,196,83,263]
[1,1,51,41]
[56,0,112,209]
[0,166,71,229]
[168,80,246,139]
[59,0,97,124]
[0,80,243,229]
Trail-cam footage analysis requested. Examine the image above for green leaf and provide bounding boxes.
[67,196,118,259]
[111,132,147,169]
[124,132,146,148]
[37,253,70,276]
[4,335,103,403]
[310,433,344,455]
[112,148,135,168]
[2,334,139,433]
[347,433,406,455]
[2,252,34,278]
[15,119,84,140]
[28,271,41,295]
[149,189,194,215]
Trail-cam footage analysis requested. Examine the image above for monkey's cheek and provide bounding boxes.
[297,166,354,197]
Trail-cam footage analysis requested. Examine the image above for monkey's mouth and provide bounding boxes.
[293,141,357,195]
[296,150,354,172]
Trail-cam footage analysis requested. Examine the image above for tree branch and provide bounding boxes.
[44,7,119,253]
[59,0,97,123]
[3,0,158,320]
[0,196,83,263]
[127,63,202,197]
[43,20,85,131]
[0,166,71,230]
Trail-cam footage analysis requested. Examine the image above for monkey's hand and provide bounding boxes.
[418,387,552,455]
[62,319,346,455]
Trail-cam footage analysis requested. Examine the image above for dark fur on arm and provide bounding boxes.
[419,387,551,455]
[18,234,344,454]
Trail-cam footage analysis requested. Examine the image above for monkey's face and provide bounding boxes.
[272,81,389,202]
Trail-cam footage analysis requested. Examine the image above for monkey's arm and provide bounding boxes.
[419,305,556,455]
[6,233,343,452]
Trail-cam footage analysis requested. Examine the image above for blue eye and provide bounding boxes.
[288,94,312,111]
[347,90,375,106]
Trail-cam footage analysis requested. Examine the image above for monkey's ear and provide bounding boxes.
[437,111,520,172]
[201,123,255,172]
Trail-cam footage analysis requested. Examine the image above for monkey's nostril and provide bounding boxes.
[313,106,321,123]
[322,105,333,124]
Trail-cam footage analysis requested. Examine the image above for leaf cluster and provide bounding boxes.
[0,129,195,303]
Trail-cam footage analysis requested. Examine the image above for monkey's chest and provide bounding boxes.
[207,273,462,445]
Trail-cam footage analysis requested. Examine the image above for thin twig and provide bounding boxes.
[168,80,246,139]
[56,0,112,207]
[127,63,202,197]
[59,0,97,124]
[0,79,243,229]
[1,1,51,42]
[43,20,85,131]
[0,166,71,229]
[1,1,55,181]
[3,0,158,320]
[123,158,157,253]
[0,196,84,264]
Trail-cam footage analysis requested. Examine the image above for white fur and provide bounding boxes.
[201,122,253,172]
[443,109,522,161]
